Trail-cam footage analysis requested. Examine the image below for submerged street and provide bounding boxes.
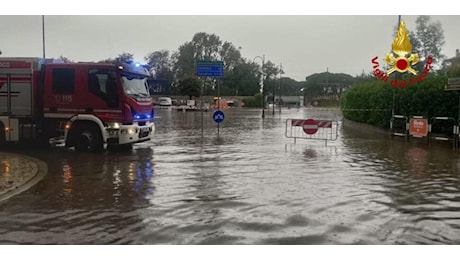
[2,107,460,244]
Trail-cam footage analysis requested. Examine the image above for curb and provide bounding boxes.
[0,152,48,203]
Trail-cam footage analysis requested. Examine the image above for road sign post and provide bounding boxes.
[213,109,225,138]
[196,61,224,139]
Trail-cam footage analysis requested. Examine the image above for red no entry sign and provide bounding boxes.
[302,119,318,135]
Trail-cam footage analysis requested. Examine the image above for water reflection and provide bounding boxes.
[61,163,72,194]
[406,145,428,176]
[1,160,10,175]
[0,147,156,244]
[341,121,460,244]
[33,147,155,210]
[3,109,460,244]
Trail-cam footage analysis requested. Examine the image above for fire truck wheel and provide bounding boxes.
[74,125,103,152]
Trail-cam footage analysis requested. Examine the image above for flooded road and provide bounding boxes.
[2,107,460,244]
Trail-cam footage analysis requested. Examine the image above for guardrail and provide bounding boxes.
[390,115,409,140]
[388,115,460,149]
[428,116,457,149]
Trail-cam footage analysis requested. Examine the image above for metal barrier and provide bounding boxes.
[390,115,408,140]
[285,118,339,145]
[428,116,457,148]
[457,120,460,149]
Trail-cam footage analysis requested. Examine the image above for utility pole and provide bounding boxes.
[279,62,282,114]
[254,55,265,119]
[272,69,275,115]
[42,15,46,60]
[392,15,401,117]
[326,67,329,101]
[261,55,265,119]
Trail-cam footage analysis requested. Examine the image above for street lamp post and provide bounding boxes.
[42,15,46,60]
[272,82,275,115]
[392,15,402,117]
[272,65,276,115]
[279,62,282,114]
[254,55,265,119]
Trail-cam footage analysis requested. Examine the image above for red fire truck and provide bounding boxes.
[0,57,155,152]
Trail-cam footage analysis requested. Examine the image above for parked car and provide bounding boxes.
[157,97,172,106]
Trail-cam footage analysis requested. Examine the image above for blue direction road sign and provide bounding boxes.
[213,110,225,123]
[197,61,224,77]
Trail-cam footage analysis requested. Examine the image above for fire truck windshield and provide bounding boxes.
[121,75,150,98]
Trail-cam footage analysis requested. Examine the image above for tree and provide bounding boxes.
[192,32,222,61]
[173,42,196,79]
[221,59,259,96]
[177,77,201,100]
[414,15,446,69]
[173,32,224,79]
[242,93,263,108]
[99,52,134,64]
[145,50,172,78]
[173,32,254,94]
[276,77,303,96]
[394,16,446,71]
[262,60,281,81]
[173,32,228,79]
[219,41,242,71]
[145,50,174,95]
[305,72,354,98]
[171,32,289,97]
[58,55,72,63]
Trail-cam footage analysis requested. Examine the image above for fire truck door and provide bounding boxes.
[0,72,33,116]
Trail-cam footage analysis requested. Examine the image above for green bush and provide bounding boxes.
[242,93,263,108]
[341,72,460,129]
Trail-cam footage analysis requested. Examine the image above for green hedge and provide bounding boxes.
[340,72,460,129]
[242,93,263,108]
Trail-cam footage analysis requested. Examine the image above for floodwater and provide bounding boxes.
[2,107,460,244]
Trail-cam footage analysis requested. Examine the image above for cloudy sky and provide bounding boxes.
[1,2,458,81]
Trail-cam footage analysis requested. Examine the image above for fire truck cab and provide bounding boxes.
[0,57,155,152]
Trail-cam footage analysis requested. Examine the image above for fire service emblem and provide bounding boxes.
[371,20,432,88]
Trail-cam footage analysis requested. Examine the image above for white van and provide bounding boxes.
[157,97,172,106]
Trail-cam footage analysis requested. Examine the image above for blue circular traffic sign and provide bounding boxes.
[213,110,225,123]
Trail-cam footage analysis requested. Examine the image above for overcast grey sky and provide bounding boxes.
[1,13,458,81]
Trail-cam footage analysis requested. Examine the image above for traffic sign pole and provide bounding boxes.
[217,79,220,137]
[201,80,204,138]
[196,60,225,141]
